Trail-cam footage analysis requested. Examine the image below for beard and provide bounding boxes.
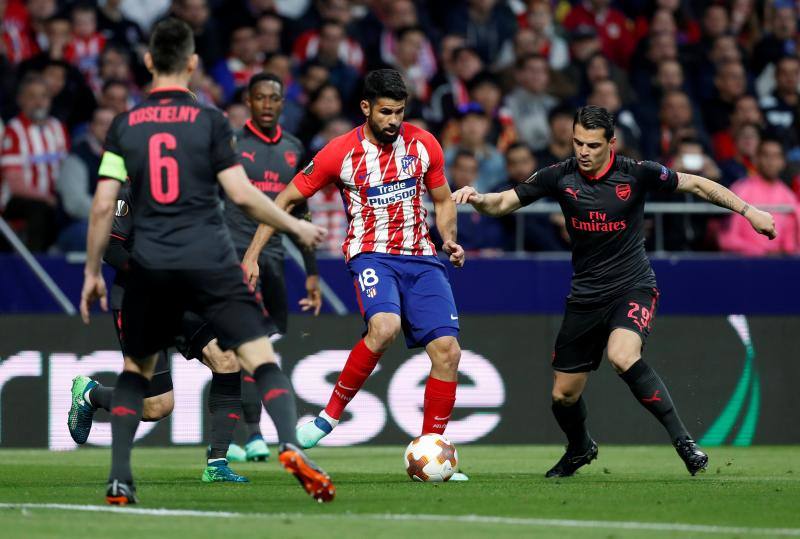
[368,116,400,144]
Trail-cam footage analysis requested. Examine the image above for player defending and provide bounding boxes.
[80,19,334,503]
[243,69,466,455]
[225,72,321,462]
[453,105,777,477]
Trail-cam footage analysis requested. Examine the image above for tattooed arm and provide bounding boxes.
[675,172,777,239]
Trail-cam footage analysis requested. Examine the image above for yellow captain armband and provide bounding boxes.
[98,151,128,182]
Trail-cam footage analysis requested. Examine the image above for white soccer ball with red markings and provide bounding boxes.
[404,434,458,482]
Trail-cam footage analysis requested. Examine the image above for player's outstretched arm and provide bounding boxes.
[451,186,522,217]
[219,166,325,249]
[81,179,122,324]
[676,172,777,239]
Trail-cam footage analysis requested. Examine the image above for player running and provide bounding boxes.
[453,105,777,477]
[225,72,320,463]
[79,18,334,504]
[68,183,252,483]
[242,69,466,461]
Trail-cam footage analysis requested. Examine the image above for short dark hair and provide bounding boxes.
[17,73,47,97]
[573,105,615,140]
[548,104,574,124]
[395,24,424,41]
[102,79,128,93]
[248,72,283,94]
[759,136,785,153]
[515,52,547,72]
[505,141,533,158]
[149,18,195,75]
[362,69,408,103]
[453,149,477,164]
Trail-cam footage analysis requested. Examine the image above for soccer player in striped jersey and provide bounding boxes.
[243,70,467,479]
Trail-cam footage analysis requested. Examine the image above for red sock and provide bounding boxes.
[324,339,382,420]
[422,377,457,435]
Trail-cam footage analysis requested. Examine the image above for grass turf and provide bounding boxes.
[1,445,799,538]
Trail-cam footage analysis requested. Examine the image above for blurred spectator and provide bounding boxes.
[97,0,145,54]
[188,59,223,106]
[292,11,365,74]
[296,83,342,147]
[64,2,106,89]
[255,12,283,56]
[703,61,748,135]
[308,181,348,256]
[719,123,761,187]
[499,142,567,251]
[446,149,510,252]
[301,20,359,101]
[445,103,506,193]
[225,102,249,131]
[99,79,131,115]
[2,0,38,65]
[712,94,764,162]
[309,115,352,153]
[467,72,516,152]
[535,105,573,168]
[563,0,635,68]
[752,1,797,76]
[375,0,436,80]
[719,138,800,255]
[0,75,68,251]
[389,25,430,102]
[120,0,170,33]
[426,45,482,131]
[633,0,700,46]
[446,0,517,70]
[55,107,113,252]
[760,56,800,152]
[514,0,568,71]
[26,0,58,52]
[587,79,640,155]
[211,24,263,102]
[504,54,558,151]
[171,0,224,69]
[580,52,635,105]
[285,59,329,107]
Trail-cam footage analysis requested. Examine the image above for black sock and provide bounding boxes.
[552,396,591,450]
[108,371,148,483]
[89,384,113,411]
[241,373,263,440]
[620,359,690,442]
[208,371,242,460]
[252,362,298,446]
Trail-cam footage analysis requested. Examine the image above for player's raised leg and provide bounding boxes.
[237,337,335,501]
[607,328,708,475]
[296,313,393,449]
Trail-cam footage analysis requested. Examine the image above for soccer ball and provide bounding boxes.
[403,434,458,482]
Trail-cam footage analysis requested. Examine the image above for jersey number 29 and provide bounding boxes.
[149,133,179,204]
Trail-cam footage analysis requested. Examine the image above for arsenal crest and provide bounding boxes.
[284,151,297,168]
[616,184,631,201]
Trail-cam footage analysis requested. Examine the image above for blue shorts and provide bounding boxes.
[347,252,460,348]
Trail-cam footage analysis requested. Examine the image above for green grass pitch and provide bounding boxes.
[1,445,799,538]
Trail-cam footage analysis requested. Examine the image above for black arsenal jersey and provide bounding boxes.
[223,120,308,254]
[98,87,240,269]
[514,153,679,303]
[107,182,134,309]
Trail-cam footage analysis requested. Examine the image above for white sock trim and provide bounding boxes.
[319,410,339,428]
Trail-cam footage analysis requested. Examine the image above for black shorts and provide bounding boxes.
[552,287,660,373]
[121,260,271,359]
[112,309,173,398]
[258,253,288,335]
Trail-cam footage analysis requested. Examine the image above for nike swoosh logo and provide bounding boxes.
[434,415,451,421]
[337,381,358,391]
[450,314,459,320]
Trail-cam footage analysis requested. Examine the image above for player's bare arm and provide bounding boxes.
[242,181,307,286]
[451,185,522,217]
[429,183,464,268]
[676,172,777,239]
[218,166,325,251]
[80,179,122,324]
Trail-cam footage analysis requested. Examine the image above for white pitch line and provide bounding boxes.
[2,503,800,536]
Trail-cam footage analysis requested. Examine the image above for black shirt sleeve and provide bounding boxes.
[209,109,239,174]
[104,184,133,271]
[288,201,318,276]
[637,160,679,193]
[513,162,563,206]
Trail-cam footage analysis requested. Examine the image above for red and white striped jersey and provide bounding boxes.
[0,114,69,207]
[293,122,447,261]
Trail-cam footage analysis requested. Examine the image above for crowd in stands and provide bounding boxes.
[1,0,799,256]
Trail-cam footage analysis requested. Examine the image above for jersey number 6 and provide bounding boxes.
[149,133,179,204]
